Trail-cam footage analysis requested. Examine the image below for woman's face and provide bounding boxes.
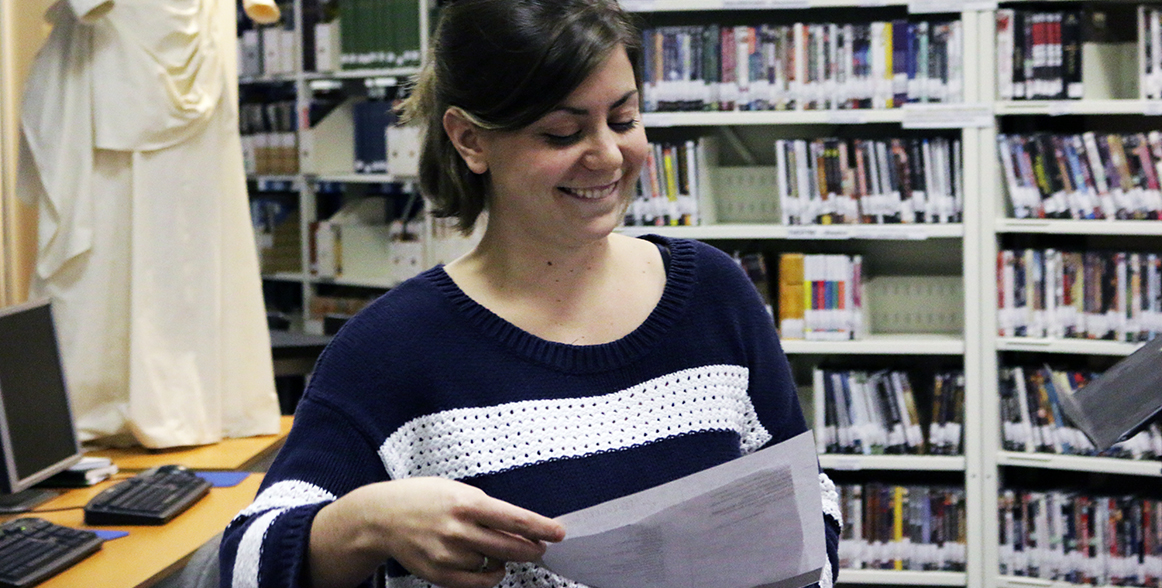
[475,45,648,245]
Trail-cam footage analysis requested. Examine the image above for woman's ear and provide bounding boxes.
[443,108,489,174]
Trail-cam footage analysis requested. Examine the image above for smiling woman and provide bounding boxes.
[219,2,841,588]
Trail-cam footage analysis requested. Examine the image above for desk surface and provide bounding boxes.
[86,415,293,471]
[8,473,262,588]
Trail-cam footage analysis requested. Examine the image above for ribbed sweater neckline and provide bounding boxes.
[423,235,696,374]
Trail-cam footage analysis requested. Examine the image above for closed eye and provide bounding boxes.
[544,119,638,146]
[544,131,582,146]
[611,119,639,133]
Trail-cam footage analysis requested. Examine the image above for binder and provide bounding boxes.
[1057,335,1162,450]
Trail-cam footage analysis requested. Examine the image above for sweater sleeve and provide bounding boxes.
[219,391,389,588]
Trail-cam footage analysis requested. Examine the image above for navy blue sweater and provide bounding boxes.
[220,236,841,588]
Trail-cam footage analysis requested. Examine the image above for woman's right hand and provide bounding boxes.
[308,477,568,588]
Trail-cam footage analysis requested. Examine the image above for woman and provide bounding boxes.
[219,1,841,587]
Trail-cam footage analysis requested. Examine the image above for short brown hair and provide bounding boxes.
[399,0,642,234]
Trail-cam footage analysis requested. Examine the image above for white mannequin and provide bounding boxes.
[17,0,281,448]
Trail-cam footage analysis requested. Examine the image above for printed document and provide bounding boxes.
[540,430,824,588]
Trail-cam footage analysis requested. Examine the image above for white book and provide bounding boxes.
[1045,249,1062,339]
[261,26,281,76]
[735,26,751,110]
[792,23,808,111]
[1153,10,1162,99]
[870,22,886,109]
[1012,367,1037,452]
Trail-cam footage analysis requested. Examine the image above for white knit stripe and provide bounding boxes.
[820,472,842,527]
[387,562,588,588]
[232,508,286,588]
[379,365,770,480]
[820,551,835,588]
[233,480,336,522]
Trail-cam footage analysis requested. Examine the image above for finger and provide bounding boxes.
[467,497,566,544]
[453,524,548,566]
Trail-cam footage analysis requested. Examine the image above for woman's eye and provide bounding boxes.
[610,119,639,133]
[544,131,581,146]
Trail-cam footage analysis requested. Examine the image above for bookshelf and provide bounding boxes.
[978,3,1162,588]
[242,0,482,333]
[238,1,1162,587]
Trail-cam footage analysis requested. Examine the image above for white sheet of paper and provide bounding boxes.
[539,431,824,588]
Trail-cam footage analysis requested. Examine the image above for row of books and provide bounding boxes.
[238,0,338,77]
[336,0,420,70]
[239,22,296,78]
[241,100,299,176]
[999,365,1162,461]
[836,484,967,572]
[777,252,864,341]
[995,10,1083,101]
[999,489,1162,586]
[626,140,707,227]
[997,132,1162,221]
[996,248,1162,342]
[776,136,962,226]
[816,369,964,457]
[641,20,964,113]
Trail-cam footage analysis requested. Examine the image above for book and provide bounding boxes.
[38,456,119,488]
[778,253,806,339]
[1057,334,1162,450]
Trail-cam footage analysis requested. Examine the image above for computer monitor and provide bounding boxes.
[0,298,84,512]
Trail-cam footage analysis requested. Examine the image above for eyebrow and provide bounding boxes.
[552,90,638,116]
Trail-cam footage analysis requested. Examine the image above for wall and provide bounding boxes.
[0,0,52,305]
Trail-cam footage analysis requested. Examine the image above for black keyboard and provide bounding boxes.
[0,517,103,588]
[84,465,212,526]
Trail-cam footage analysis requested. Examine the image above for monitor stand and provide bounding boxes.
[0,488,59,513]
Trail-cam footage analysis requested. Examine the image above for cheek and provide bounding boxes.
[623,133,650,175]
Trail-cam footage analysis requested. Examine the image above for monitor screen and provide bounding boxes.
[0,299,82,494]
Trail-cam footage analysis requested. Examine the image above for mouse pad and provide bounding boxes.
[195,472,250,488]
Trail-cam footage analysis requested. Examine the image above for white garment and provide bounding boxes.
[17,0,280,448]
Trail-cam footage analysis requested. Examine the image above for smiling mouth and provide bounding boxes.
[559,181,619,200]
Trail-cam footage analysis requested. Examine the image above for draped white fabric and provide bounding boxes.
[17,0,280,448]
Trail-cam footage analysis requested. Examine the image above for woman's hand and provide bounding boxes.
[308,477,567,588]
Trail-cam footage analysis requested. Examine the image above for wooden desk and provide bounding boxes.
[7,473,262,588]
[86,415,293,471]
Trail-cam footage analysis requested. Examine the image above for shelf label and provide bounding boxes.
[721,0,811,8]
[643,113,676,128]
[962,0,997,8]
[828,457,863,471]
[1143,100,1162,116]
[825,111,868,125]
[852,226,930,240]
[902,104,993,128]
[1047,102,1075,116]
[619,0,655,11]
[786,226,853,239]
[908,0,963,14]
[909,0,998,12]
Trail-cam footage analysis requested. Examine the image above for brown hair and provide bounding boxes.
[399,0,642,233]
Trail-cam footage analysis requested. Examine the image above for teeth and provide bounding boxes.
[564,183,617,200]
